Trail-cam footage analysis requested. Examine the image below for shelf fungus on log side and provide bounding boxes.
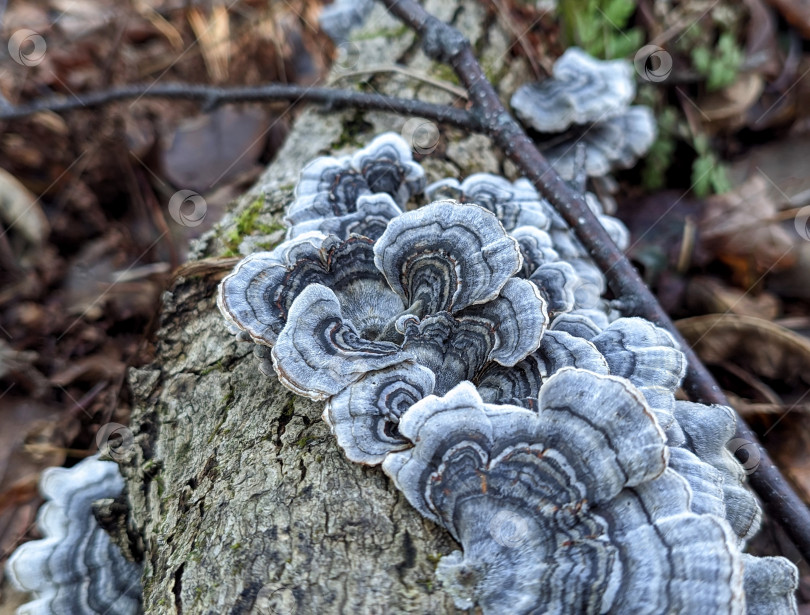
[673,401,763,545]
[591,317,687,441]
[424,173,627,294]
[219,200,550,463]
[286,192,403,241]
[324,361,436,464]
[425,174,553,232]
[373,201,524,315]
[421,172,628,328]
[211,131,799,611]
[396,279,547,395]
[271,282,409,400]
[511,47,636,133]
[548,309,611,339]
[383,368,756,614]
[5,455,142,615]
[541,107,657,180]
[476,329,608,409]
[511,48,656,180]
[510,226,559,278]
[285,132,424,227]
[217,233,404,346]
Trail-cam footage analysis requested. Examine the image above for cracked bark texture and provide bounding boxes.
[123,1,531,612]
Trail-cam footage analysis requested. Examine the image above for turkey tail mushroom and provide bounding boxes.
[511,47,636,133]
[5,455,142,615]
[285,132,424,226]
[373,201,523,315]
[213,130,799,613]
[510,47,656,181]
[383,368,761,614]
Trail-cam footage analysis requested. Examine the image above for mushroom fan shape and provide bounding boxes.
[5,455,143,615]
[510,47,657,180]
[218,200,550,464]
[217,131,799,613]
[385,369,798,614]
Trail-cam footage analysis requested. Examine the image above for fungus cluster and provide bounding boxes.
[5,455,143,615]
[217,132,798,612]
[511,47,657,180]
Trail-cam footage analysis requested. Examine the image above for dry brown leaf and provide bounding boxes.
[729,134,810,206]
[187,5,231,82]
[698,72,764,129]
[701,174,796,278]
[161,106,270,192]
[685,276,781,319]
[677,313,810,389]
[679,313,810,503]
[768,242,810,301]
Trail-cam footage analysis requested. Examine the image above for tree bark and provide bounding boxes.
[121,1,530,612]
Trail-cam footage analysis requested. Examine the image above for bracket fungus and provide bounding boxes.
[213,131,800,611]
[5,455,142,615]
[476,329,608,409]
[511,47,635,133]
[218,232,403,347]
[673,401,763,544]
[425,174,552,232]
[219,199,549,463]
[591,317,687,441]
[396,277,547,394]
[271,282,408,399]
[383,368,764,614]
[373,200,524,315]
[424,172,628,325]
[324,361,436,464]
[284,132,424,229]
[541,107,657,180]
[511,47,656,180]
[286,192,402,241]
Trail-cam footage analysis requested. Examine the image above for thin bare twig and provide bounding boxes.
[0,82,481,130]
[378,0,810,560]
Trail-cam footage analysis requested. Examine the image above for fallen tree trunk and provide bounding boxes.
[121,1,526,612]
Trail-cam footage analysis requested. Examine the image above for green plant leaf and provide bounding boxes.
[603,0,636,26]
[691,153,716,197]
[691,46,712,74]
[605,27,643,58]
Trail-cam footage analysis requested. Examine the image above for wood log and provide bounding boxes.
[121,1,532,611]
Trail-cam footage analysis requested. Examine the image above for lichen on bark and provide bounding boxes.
[123,1,526,612]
